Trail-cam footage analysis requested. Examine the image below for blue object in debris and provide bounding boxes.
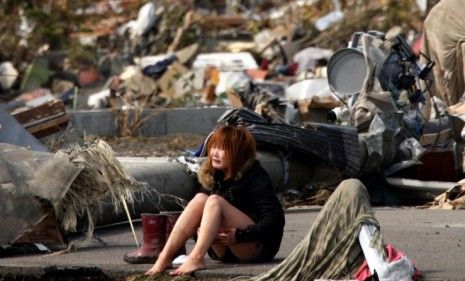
[142,54,177,79]
[193,143,204,157]
[59,87,76,105]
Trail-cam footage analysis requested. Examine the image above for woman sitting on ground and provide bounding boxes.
[145,125,285,276]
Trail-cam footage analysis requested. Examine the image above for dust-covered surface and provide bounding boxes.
[123,273,229,281]
[2,208,465,280]
[103,134,207,158]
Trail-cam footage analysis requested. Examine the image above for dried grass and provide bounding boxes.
[49,139,189,254]
[53,139,145,241]
[115,106,147,138]
[114,98,161,138]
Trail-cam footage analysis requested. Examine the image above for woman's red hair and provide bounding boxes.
[205,125,256,180]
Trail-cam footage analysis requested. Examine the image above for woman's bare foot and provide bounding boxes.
[145,257,171,275]
[169,256,206,276]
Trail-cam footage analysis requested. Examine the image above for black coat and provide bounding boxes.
[199,160,285,262]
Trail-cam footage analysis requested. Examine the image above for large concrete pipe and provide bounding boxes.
[90,157,198,227]
[91,150,340,227]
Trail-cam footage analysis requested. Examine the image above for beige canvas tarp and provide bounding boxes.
[422,0,465,106]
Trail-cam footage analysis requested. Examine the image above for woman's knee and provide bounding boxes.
[339,178,364,189]
[204,194,225,209]
[187,193,208,208]
[192,193,208,203]
[337,178,367,197]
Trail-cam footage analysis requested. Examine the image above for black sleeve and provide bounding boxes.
[235,172,285,243]
[197,187,211,195]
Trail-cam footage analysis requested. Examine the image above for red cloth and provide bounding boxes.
[355,244,420,281]
[78,67,102,86]
[411,34,423,57]
[288,62,299,76]
[259,58,269,71]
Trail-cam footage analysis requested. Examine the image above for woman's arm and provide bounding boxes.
[235,175,285,242]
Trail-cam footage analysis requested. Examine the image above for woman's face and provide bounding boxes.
[210,146,226,170]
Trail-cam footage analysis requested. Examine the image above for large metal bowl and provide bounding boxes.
[327,47,367,97]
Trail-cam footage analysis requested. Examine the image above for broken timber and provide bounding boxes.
[13,100,69,138]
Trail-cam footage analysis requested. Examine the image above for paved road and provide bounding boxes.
[1,207,464,280]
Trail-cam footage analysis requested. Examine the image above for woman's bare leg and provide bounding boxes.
[145,193,208,275]
[171,194,259,275]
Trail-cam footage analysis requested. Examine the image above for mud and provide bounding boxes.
[103,134,207,158]
[0,266,110,281]
[0,269,229,281]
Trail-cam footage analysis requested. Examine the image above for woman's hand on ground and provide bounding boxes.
[218,228,237,245]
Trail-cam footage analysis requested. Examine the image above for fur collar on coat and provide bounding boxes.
[197,157,256,190]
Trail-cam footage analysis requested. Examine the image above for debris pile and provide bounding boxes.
[427,179,465,210]
[0,0,426,112]
[0,140,144,254]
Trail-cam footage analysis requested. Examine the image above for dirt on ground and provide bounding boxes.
[103,134,207,158]
[124,273,229,281]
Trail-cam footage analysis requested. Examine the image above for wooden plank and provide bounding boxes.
[25,115,70,138]
[13,100,66,124]
[13,210,67,250]
[12,100,69,138]
[201,15,247,29]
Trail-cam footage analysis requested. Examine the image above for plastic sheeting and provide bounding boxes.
[220,108,361,176]
[0,144,58,245]
[0,107,49,152]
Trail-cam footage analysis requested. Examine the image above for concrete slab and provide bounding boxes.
[1,207,464,280]
[69,110,119,137]
[68,107,228,137]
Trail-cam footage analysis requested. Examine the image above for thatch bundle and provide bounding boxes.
[53,139,144,240]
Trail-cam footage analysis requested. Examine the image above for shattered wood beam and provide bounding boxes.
[13,100,69,138]
[167,10,195,53]
[200,15,247,29]
[12,210,66,250]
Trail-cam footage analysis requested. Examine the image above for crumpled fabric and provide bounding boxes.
[355,244,420,281]
[348,33,408,174]
[421,0,465,107]
[236,179,382,281]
